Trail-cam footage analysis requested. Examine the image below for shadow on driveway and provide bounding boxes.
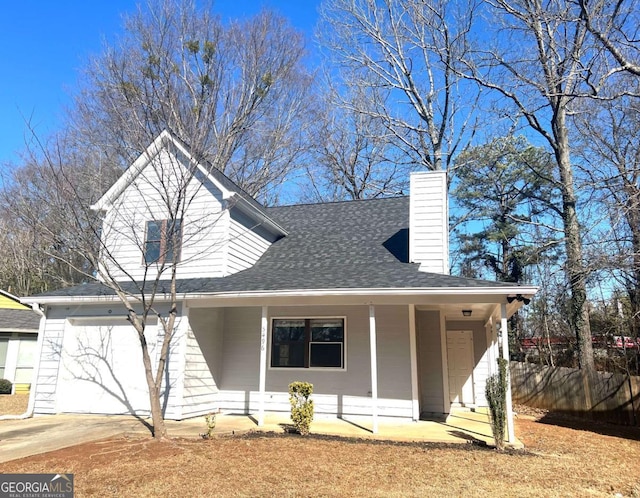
[0,415,150,464]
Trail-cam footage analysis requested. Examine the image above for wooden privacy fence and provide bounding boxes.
[510,361,640,426]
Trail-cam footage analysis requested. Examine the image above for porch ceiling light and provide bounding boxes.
[462,309,472,317]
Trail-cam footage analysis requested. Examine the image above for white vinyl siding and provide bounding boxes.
[181,308,223,418]
[100,148,229,281]
[416,310,445,413]
[226,208,274,275]
[216,305,413,418]
[409,171,449,275]
[33,317,66,414]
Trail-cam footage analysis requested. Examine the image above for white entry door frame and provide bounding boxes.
[446,330,475,406]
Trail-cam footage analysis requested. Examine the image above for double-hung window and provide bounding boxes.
[271,318,345,369]
[144,219,182,264]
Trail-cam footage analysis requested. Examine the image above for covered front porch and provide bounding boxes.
[183,292,528,445]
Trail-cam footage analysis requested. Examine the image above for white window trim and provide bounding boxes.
[268,315,348,372]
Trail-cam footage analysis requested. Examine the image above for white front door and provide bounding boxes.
[447,330,474,405]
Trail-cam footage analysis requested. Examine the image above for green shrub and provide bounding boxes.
[289,381,314,436]
[485,358,508,450]
[0,379,12,395]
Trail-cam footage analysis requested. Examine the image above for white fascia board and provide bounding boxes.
[91,131,170,211]
[90,129,236,211]
[184,286,539,300]
[21,295,123,306]
[167,132,235,201]
[24,285,537,306]
[0,289,21,302]
[231,196,288,237]
[161,139,287,235]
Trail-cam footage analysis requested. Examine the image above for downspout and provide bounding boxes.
[0,303,46,420]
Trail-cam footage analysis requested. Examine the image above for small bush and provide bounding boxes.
[0,379,12,395]
[200,412,217,439]
[486,358,508,450]
[289,381,314,436]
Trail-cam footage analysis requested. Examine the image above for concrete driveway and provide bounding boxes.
[0,415,153,464]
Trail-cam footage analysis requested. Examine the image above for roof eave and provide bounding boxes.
[24,285,538,306]
[231,195,288,237]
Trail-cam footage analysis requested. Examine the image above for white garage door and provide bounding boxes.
[57,318,158,415]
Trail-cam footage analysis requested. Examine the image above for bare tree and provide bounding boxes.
[458,0,604,372]
[573,79,640,337]
[318,0,481,174]
[2,1,316,439]
[577,0,640,77]
[69,0,314,204]
[0,139,120,295]
[4,130,232,439]
[305,83,410,201]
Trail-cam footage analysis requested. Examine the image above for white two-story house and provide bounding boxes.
[25,130,535,440]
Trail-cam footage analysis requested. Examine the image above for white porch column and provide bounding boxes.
[408,304,419,421]
[491,314,500,376]
[258,305,268,427]
[369,304,379,434]
[485,317,497,377]
[439,311,451,414]
[500,303,515,444]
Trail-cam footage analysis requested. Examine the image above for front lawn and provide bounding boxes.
[1,414,639,497]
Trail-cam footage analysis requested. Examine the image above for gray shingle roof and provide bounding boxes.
[34,196,526,299]
[0,308,40,331]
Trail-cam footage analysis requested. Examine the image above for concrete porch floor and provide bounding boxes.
[164,407,520,447]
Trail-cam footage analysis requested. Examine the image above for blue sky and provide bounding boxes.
[0,1,320,168]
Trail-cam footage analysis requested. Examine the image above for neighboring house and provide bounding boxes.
[25,130,536,440]
[0,290,41,394]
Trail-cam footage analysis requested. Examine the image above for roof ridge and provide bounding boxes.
[268,195,408,209]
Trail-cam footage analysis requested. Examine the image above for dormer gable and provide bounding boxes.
[92,130,286,281]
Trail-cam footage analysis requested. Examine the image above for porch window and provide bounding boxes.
[271,318,344,369]
[144,219,182,264]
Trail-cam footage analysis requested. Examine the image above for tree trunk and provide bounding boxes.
[130,311,168,439]
[143,346,168,440]
[554,111,595,373]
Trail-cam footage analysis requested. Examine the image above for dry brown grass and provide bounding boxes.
[1,416,639,497]
[0,394,28,415]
